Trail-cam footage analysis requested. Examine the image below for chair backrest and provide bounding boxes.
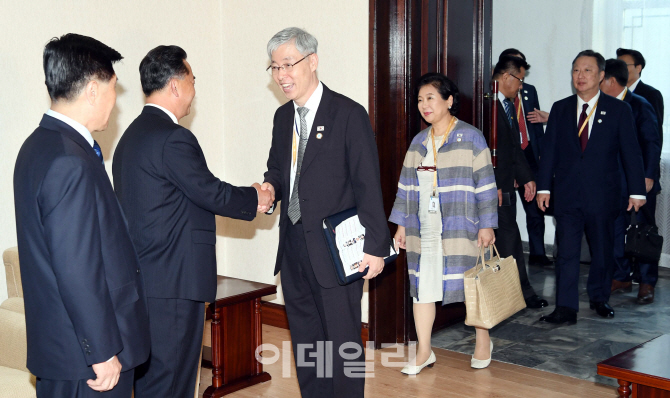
[3,247,23,298]
[0,307,29,372]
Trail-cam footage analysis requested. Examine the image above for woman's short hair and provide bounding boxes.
[416,73,460,115]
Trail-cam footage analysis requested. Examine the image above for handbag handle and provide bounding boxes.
[629,205,657,228]
[476,243,502,268]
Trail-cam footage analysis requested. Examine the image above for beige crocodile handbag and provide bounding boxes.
[464,244,526,329]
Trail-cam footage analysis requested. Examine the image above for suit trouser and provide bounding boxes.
[495,200,536,299]
[518,189,547,257]
[134,297,205,398]
[36,369,133,398]
[281,222,365,398]
[555,206,616,310]
[613,192,659,286]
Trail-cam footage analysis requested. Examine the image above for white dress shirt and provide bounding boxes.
[629,77,642,93]
[539,90,645,200]
[289,81,324,196]
[616,87,628,100]
[145,103,178,124]
[46,109,94,147]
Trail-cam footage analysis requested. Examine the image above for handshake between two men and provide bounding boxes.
[253,182,275,213]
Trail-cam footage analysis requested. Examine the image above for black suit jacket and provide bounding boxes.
[633,80,664,148]
[113,106,258,303]
[623,91,661,195]
[13,115,150,380]
[537,93,646,216]
[495,100,534,199]
[519,83,545,163]
[263,84,390,288]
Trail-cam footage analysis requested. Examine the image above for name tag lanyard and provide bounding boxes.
[428,117,458,212]
[578,100,599,138]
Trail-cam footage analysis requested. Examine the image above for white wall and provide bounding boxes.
[492,0,595,245]
[0,1,370,318]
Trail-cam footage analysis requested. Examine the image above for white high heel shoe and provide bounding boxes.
[401,350,436,375]
[471,340,493,369]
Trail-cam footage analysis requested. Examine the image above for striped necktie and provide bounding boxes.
[287,107,309,224]
[93,141,104,164]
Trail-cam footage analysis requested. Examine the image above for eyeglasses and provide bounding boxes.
[266,53,314,76]
[508,73,524,84]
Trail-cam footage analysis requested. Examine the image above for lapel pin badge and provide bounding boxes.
[316,133,323,139]
[601,111,606,115]
[456,138,462,142]
[598,119,602,123]
[523,90,528,93]
[317,126,325,131]
[524,96,529,100]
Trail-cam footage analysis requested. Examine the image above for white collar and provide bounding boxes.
[629,77,642,92]
[293,81,323,114]
[145,103,178,124]
[616,87,627,100]
[577,90,601,110]
[497,90,513,104]
[45,109,94,147]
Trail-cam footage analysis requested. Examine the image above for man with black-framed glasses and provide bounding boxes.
[260,27,390,398]
[490,55,548,311]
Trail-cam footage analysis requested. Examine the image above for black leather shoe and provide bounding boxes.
[539,306,577,325]
[589,301,615,318]
[528,255,553,266]
[525,294,549,309]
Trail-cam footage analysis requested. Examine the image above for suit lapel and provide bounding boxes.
[278,104,294,196]
[565,95,582,153]
[300,85,334,173]
[584,95,605,153]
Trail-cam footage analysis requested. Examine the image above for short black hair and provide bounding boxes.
[572,50,605,72]
[416,73,460,115]
[604,58,629,87]
[43,33,122,101]
[499,48,526,61]
[492,55,530,79]
[616,48,646,70]
[139,45,189,96]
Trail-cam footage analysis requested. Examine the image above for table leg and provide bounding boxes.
[254,298,263,375]
[210,306,223,388]
[617,380,631,398]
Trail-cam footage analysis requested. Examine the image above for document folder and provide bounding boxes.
[322,207,397,285]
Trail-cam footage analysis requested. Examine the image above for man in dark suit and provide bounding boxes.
[499,49,553,267]
[617,48,664,150]
[537,50,646,324]
[112,46,268,397]
[13,33,150,397]
[260,27,390,398]
[601,58,661,304]
[491,55,548,310]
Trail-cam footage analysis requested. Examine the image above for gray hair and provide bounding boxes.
[267,27,318,59]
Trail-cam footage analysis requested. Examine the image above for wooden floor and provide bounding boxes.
[198,325,616,397]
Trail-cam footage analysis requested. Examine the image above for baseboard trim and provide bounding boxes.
[261,301,369,345]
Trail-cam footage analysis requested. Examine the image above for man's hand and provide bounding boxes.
[645,178,654,193]
[498,189,503,207]
[87,356,122,392]
[524,181,536,202]
[537,193,550,212]
[253,182,274,213]
[360,253,384,279]
[477,228,495,248]
[394,226,406,250]
[527,108,549,124]
[627,197,646,212]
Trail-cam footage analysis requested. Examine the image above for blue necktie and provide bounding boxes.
[93,141,104,164]
[503,99,516,128]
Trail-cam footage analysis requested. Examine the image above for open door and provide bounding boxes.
[368,0,493,348]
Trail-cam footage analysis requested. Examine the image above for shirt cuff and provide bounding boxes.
[537,190,551,194]
[106,356,114,362]
[630,195,646,200]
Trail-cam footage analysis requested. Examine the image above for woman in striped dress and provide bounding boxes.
[390,73,499,374]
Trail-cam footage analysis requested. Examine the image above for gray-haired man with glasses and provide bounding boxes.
[260,27,390,397]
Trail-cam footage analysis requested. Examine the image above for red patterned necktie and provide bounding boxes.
[514,96,529,150]
[578,103,589,152]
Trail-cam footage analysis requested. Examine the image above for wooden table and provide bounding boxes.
[202,276,277,398]
[597,334,670,398]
